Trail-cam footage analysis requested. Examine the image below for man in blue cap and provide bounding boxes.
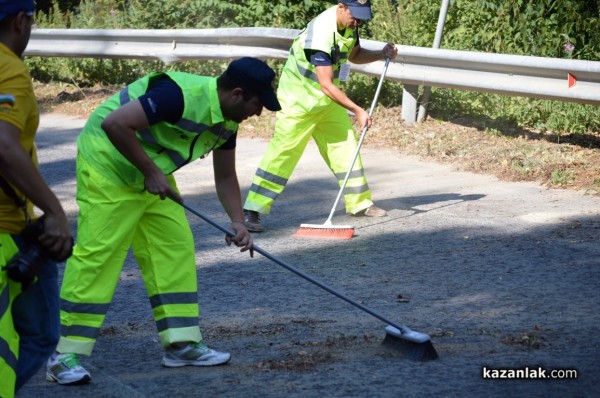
[46,57,280,386]
[341,0,373,20]
[242,0,398,232]
[0,0,74,396]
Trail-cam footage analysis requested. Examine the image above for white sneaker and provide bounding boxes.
[46,352,91,385]
[162,342,231,367]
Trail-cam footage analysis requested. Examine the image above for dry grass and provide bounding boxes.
[35,82,600,195]
[34,81,117,116]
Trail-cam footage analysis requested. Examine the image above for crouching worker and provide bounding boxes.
[46,57,281,385]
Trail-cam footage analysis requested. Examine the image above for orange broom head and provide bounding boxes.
[292,224,355,239]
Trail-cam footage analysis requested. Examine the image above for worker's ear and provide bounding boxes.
[14,11,32,34]
[230,87,244,103]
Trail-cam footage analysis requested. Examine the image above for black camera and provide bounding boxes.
[3,217,70,288]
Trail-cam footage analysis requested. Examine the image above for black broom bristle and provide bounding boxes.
[382,333,439,361]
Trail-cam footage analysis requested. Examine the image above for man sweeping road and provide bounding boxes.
[243,0,397,233]
[45,57,281,386]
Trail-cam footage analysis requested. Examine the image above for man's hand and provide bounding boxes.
[382,43,398,60]
[39,212,73,262]
[144,170,182,202]
[355,107,372,131]
[226,221,254,257]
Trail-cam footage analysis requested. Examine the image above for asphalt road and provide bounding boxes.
[17,113,600,398]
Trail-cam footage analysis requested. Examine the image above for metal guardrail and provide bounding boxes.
[26,28,298,63]
[26,28,600,109]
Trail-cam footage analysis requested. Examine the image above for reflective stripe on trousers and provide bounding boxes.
[244,101,373,215]
[0,235,21,398]
[56,154,201,355]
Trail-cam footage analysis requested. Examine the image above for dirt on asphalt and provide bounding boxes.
[17,113,600,398]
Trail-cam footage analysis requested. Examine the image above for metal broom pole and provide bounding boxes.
[294,58,391,239]
[175,199,438,361]
[323,57,391,226]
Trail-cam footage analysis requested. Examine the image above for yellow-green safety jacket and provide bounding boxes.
[0,236,21,398]
[278,5,358,112]
[77,72,238,190]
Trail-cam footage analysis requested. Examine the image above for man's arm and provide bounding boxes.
[316,42,397,129]
[212,148,253,255]
[0,120,72,258]
[101,100,182,202]
[348,43,398,65]
[315,64,371,130]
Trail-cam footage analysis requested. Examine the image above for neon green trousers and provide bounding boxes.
[57,154,202,356]
[0,236,21,398]
[244,101,373,215]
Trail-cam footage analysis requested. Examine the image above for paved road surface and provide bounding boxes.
[17,113,600,397]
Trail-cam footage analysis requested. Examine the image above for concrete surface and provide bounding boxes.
[17,113,600,398]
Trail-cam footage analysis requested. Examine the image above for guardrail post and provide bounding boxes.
[402,84,419,124]
[417,0,450,122]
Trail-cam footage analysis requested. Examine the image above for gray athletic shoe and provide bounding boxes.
[354,204,387,217]
[244,210,264,232]
[162,342,231,367]
[46,353,91,385]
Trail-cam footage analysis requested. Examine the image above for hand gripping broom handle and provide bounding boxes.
[324,58,390,225]
[176,199,424,340]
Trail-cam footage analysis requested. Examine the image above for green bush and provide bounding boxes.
[370,0,600,133]
[28,0,600,134]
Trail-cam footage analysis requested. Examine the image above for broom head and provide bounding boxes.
[292,223,355,239]
[382,325,439,361]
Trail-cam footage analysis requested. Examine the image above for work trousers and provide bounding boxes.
[244,101,373,215]
[56,154,202,356]
[0,233,59,398]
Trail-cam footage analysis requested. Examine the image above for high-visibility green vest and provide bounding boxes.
[77,72,238,189]
[278,6,358,112]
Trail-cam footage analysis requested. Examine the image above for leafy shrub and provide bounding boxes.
[28,0,600,134]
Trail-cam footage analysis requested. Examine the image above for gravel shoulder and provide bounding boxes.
[17,113,600,398]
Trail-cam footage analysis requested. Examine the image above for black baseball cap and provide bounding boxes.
[340,0,372,20]
[224,57,281,112]
[0,0,35,21]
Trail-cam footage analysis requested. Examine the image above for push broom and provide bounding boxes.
[293,58,391,240]
[175,199,438,361]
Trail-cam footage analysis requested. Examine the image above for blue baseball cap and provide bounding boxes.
[225,57,281,112]
[0,0,35,21]
[340,0,372,20]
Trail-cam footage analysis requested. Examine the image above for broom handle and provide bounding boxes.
[325,58,390,224]
[176,199,414,335]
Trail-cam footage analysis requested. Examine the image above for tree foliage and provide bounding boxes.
[28,0,599,133]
